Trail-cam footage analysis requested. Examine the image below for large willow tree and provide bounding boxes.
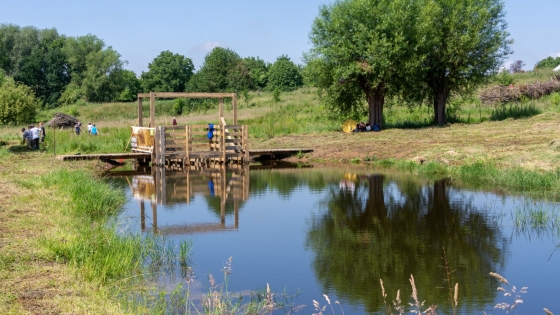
[423,0,512,125]
[306,0,431,129]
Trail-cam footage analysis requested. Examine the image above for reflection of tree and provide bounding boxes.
[307,176,506,314]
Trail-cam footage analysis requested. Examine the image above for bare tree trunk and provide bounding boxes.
[366,85,385,129]
[433,86,448,125]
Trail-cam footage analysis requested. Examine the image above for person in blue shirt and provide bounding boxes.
[91,124,98,136]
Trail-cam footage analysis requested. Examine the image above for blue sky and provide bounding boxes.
[2,0,558,74]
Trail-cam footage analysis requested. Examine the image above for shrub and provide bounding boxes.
[0,77,38,125]
[172,98,187,115]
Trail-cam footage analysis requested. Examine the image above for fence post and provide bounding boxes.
[159,126,166,167]
[221,124,226,164]
[243,125,249,163]
[185,125,190,166]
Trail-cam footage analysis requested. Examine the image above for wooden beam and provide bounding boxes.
[233,93,237,125]
[152,92,235,99]
[150,92,155,128]
[138,97,143,127]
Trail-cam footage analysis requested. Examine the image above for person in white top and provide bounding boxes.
[30,124,40,150]
[87,122,93,134]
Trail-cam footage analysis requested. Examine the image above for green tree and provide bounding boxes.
[420,0,512,125]
[535,56,560,69]
[117,70,141,102]
[15,29,70,108]
[0,77,37,124]
[141,51,194,92]
[243,56,269,90]
[187,47,247,92]
[267,55,302,92]
[62,34,105,87]
[307,0,426,128]
[81,47,124,102]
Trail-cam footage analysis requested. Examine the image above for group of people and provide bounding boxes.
[354,122,380,132]
[21,122,46,150]
[74,122,99,135]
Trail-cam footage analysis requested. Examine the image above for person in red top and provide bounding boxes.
[172,117,177,125]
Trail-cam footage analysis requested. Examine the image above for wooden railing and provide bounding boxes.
[153,123,248,166]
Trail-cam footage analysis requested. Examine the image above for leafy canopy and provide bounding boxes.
[0,76,37,125]
[141,50,194,92]
[267,55,302,92]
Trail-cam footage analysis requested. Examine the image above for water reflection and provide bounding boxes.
[307,174,506,314]
[109,166,560,314]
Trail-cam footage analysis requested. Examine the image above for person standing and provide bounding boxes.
[75,122,81,135]
[91,124,98,136]
[172,117,177,125]
[30,124,40,150]
[87,122,93,134]
[39,122,46,143]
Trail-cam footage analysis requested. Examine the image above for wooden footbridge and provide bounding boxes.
[58,92,312,165]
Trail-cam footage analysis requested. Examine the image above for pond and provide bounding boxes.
[109,162,560,314]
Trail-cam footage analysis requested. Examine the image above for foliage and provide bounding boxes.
[535,56,560,69]
[13,29,70,108]
[494,69,515,86]
[81,47,124,102]
[141,50,194,93]
[419,0,512,125]
[172,98,187,115]
[267,55,303,92]
[307,0,428,128]
[243,56,269,90]
[187,47,247,93]
[116,69,141,101]
[273,87,281,103]
[58,82,83,106]
[0,76,37,124]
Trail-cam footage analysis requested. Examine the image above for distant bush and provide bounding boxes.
[172,98,187,115]
[535,56,560,69]
[0,77,38,125]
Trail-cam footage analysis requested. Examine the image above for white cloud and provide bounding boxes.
[190,42,221,53]
[553,51,560,58]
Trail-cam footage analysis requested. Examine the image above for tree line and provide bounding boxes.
[0,24,304,112]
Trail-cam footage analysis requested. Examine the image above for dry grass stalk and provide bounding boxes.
[489,272,509,286]
[479,81,560,105]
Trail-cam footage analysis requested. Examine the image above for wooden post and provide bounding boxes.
[233,93,237,125]
[187,126,191,168]
[150,92,155,128]
[159,126,166,167]
[138,97,143,127]
[153,127,158,166]
[221,125,226,164]
[243,125,249,163]
[219,98,224,121]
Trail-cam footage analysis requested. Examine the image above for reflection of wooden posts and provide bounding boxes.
[234,200,239,229]
[151,201,158,233]
[138,97,143,127]
[185,126,190,166]
[140,200,146,231]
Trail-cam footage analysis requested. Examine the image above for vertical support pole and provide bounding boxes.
[219,98,224,121]
[186,166,191,204]
[243,125,249,163]
[221,124,226,164]
[138,96,143,127]
[185,126,191,166]
[220,167,226,224]
[233,93,237,125]
[150,92,155,128]
[159,126,166,167]
[153,127,158,166]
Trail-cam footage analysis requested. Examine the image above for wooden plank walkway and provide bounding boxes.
[57,148,313,161]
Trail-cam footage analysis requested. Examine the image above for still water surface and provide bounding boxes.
[111,164,560,314]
